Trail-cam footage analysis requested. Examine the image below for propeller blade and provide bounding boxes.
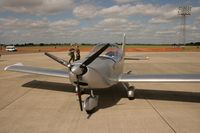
[45,52,70,67]
[76,76,83,111]
[82,43,110,66]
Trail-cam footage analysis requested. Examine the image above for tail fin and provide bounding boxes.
[122,33,126,55]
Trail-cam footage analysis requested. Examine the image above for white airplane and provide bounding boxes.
[4,34,200,114]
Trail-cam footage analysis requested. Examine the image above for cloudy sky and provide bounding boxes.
[0,0,200,44]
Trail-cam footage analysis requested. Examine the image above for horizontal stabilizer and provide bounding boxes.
[4,63,69,78]
[118,73,200,83]
[124,56,149,60]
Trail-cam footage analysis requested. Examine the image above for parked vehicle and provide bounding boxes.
[6,46,17,52]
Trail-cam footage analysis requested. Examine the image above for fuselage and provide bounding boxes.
[69,44,124,89]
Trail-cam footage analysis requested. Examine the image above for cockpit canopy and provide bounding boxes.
[88,43,123,61]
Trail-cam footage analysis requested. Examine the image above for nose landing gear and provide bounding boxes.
[83,90,99,114]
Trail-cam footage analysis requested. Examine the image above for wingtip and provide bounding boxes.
[4,66,9,71]
[4,63,23,71]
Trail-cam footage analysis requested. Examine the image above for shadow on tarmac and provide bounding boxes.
[22,80,200,115]
[22,80,125,115]
[136,89,200,103]
[22,80,75,93]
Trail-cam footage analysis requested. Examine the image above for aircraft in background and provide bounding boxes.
[4,34,200,114]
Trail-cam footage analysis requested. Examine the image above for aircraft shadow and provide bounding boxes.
[22,80,75,93]
[136,89,200,103]
[22,80,200,113]
[22,80,125,113]
[95,83,126,109]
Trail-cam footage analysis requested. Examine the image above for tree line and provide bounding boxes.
[0,42,200,47]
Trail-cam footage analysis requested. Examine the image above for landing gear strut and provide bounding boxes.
[83,90,99,114]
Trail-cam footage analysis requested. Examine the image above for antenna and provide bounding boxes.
[122,33,126,54]
[178,5,192,46]
[123,33,126,45]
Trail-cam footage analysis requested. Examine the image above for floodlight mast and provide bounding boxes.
[178,5,192,46]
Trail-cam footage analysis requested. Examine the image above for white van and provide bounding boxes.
[6,46,17,52]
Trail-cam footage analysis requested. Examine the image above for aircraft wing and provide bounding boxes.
[124,56,149,60]
[118,73,200,82]
[4,63,69,78]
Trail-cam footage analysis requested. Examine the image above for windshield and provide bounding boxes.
[88,43,123,61]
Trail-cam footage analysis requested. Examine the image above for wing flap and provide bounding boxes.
[118,73,200,83]
[4,63,69,78]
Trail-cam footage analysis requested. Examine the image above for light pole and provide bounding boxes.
[178,5,192,46]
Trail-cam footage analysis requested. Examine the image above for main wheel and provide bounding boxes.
[128,86,135,100]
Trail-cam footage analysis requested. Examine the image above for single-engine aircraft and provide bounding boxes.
[4,34,200,114]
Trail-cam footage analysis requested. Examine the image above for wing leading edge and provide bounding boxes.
[4,63,69,78]
[118,73,200,83]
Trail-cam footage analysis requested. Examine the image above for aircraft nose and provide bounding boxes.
[71,65,83,75]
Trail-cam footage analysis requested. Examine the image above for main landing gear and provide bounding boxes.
[122,83,135,100]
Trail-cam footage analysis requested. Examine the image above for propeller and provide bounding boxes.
[45,43,110,111]
[76,75,83,111]
[45,52,70,68]
[71,43,110,111]
[70,43,110,76]
[82,43,110,66]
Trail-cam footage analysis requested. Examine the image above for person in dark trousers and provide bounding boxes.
[68,44,75,63]
[75,45,80,61]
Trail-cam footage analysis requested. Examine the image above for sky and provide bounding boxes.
[0,0,200,44]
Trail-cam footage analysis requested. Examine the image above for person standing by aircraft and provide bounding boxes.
[75,45,80,61]
[68,44,75,63]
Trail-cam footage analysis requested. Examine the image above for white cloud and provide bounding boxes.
[156,30,176,35]
[0,18,49,30]
[50,19,79,27]
[1,1,200,44]
[123,4,160,16]
[174,25,198,31]
[115,0,142,4]
[196,16,200,21]
[192,7,200,14]
[95,18,141,34]
[99,4,178,19]
[0,18,80,43]
[73,4,99,19]
[97,18,128,27]
[149,18,172,24]
[72,3,179,21]
[99,4,130,16]
[1,0,75,15]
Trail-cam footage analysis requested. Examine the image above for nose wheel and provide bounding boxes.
[83,90,99,114]
[84,95,99,114]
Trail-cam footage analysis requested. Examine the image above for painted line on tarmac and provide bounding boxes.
[0,80,40,112]
[146,99,177,133]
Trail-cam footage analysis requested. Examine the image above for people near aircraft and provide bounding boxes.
[75,45,80,61]
[68,44,75,63]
